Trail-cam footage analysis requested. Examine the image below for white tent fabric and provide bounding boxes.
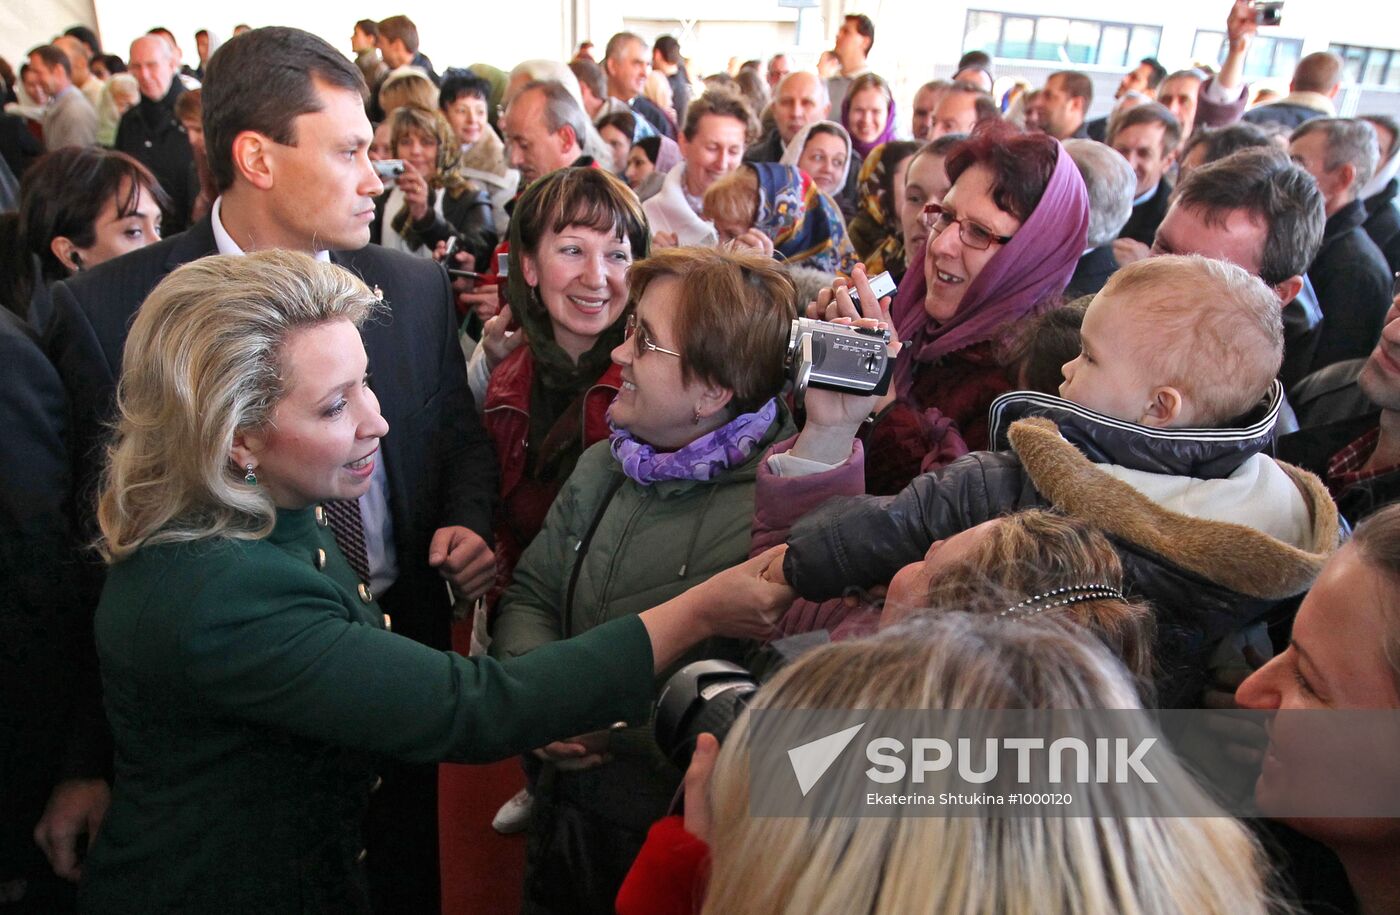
[2,0,97,80]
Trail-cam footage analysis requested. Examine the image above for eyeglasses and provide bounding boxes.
[921,203,1015,251]
[625,314,681,358]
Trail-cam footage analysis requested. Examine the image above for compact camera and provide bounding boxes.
[1255,1,1283,26]
[845,269,897,316]
[373,158,406,188]
[786,318,895,398]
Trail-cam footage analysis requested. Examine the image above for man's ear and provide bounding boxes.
[1273,275,1305,306]
[231,129,276,191]
[1140,386,1184,427]
[1336,162,1357,195]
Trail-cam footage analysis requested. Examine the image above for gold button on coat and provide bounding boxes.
[358,583,373,603]
[355,848,368,864]
[382,613,393,631]
[314,549,326,570]
[314,505,327,526]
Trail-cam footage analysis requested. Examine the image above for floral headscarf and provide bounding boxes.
[750,162,856,275]
[848,141,918,277]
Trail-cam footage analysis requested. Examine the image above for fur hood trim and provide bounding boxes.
[1009,417,1340,599]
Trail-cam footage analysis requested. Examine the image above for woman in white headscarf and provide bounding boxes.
[781,120,855,218]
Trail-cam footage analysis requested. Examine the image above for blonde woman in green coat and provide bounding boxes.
[78,250,791,914]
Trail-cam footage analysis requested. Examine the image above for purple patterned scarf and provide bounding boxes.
[609,399,778,484]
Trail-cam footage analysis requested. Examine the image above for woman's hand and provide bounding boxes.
[639,547,796,671]
[792,266,902,464]
[690,547,795,641]
[481,304,526,372]
[728,229,775,258]
[533,731,611,771]
[652,230,679,249]
[682,733,719,843]
[398,162,431,223]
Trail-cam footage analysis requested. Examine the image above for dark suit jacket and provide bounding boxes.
[1363,178,1400,274]
[114,84,196,236]
[1276,410,1398,527]
[1066,244,1118,298]
[44,217,498,652]
[0,308,88,876]
[1307,199,1392,372]
[1118,179,1172,247]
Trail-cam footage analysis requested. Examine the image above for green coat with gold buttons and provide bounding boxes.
[78,506,654,914]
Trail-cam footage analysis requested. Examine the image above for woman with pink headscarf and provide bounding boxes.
[798,122,1089,493]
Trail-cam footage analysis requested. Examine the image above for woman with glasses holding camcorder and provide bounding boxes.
[809,120,1090,494]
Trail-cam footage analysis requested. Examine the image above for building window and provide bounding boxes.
[1193,30,1304,79]
[1329,43,1400,87]
[963,10,1161,68]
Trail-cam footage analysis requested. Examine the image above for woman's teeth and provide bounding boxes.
[936,270,963,284]
[569,296,608,313]
[346,454,373,469]
[620,380,637,391]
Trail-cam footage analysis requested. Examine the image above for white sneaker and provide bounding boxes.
[491,787,533,835]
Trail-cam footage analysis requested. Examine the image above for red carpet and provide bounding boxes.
[439,620,527,915]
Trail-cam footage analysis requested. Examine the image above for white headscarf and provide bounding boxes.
[1361,127,1400,202]
[780,120,854,194]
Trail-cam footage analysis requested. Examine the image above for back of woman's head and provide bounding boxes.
[945,119,1059,222]
[909,510,1154,688]
[1003,302,1086,395]
[98,251,378,561]
[378,70,438,113]
[627,246,796,414]
[19,146,169,280]
[701,613,1278,915]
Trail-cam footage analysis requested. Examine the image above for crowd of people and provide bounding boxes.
[1,2,1398,913]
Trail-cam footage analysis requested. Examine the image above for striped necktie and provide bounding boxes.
[323,498,372,584]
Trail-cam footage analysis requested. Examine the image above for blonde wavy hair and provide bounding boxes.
[701,613,1285,915]
[97,250,377,562]
[894,510,1156,690]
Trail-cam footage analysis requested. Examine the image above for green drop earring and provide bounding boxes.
[244,464,258,486]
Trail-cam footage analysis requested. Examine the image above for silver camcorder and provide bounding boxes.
[786,318,895,398]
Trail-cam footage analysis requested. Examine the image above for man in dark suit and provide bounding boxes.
[1109,103,1180,250]
[1290,117,1393,372]
[42,27,497,913]
[1277,295,1400,526]
[0,307,88,911]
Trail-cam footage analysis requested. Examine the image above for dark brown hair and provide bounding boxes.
[203,27,366,192]
[626,247,796,414]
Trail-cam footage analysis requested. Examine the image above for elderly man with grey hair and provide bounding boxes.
[1289,117,1393,369]
[1063,139,1136,298]
[116,34,195,233]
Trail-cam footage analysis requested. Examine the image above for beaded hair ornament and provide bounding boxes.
[1001,584,1126,618]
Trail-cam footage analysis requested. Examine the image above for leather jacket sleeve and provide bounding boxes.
[782,450,1042,601]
